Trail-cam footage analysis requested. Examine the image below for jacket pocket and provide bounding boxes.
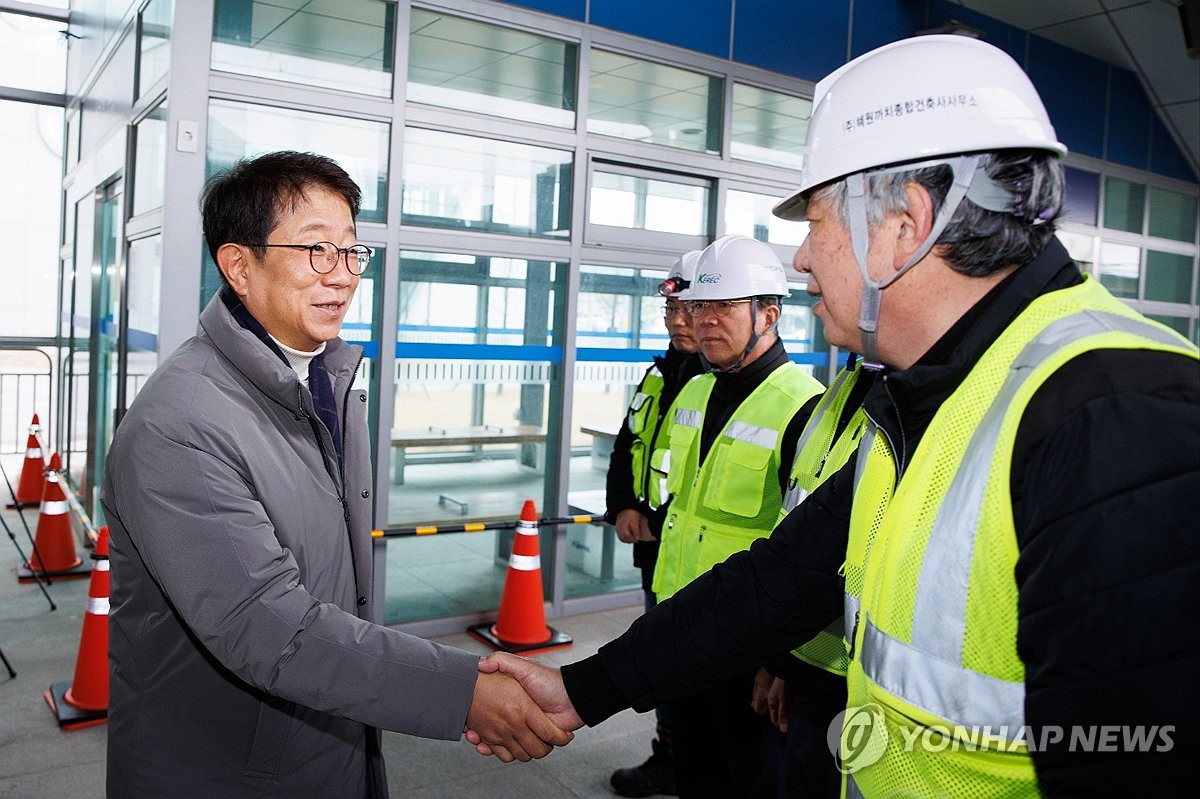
[243,696,297,779]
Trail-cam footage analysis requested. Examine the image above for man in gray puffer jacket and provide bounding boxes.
[101,151,571,797]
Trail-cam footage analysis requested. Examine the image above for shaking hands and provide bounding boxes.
[464,652,584,762]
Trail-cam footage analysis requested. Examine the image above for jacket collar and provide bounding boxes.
[199,287,363,409]
[862,237,1082,472]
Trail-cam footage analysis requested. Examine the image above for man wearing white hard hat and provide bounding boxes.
[649,233,825,798]
[603,250,704,798]
[474,34,1198,798]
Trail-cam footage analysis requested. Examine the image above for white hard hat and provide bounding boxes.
[657,249,702,298]
[690,235,790,300]
[774,34,1066,220]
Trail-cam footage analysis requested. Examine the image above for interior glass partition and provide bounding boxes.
[383,249,565,625]
[211,0,395,97]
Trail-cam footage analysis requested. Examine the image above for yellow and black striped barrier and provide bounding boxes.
[372,514,601,538]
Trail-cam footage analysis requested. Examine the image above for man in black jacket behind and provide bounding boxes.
[604,251,704,797]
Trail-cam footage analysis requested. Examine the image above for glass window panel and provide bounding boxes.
[589,170,708,235]
[1148,186,1198,243]
[0,101,63,337]
[1103,176,1145,233]
[1098,241,1140,299]
[565,263,669,598]
[126,236,163,399]
[1062,166,1100,226]
[401,128,572,238]
[386,250,565,622]
[341,246,379,393]
[588,50,721,154]
[212,0,394,97]
[132,102,168,216]
[207,100,389,222]
[407,10,576,127]
[730,83,810,170]
[1144,250,1195,304]
[1056,231,1098,273]
[0,12,68,94]
[725,189,809,246]
[138,0,174,96]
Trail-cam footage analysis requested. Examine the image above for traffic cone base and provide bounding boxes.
[468,499,573,655]
[16,559,91,583]
[43,682,107,730]
[468,621,573,655]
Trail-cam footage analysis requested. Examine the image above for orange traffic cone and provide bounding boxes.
[45,526,109,730]
[11,414,46,507]
[17,452,91,582]
[469,499,572,654]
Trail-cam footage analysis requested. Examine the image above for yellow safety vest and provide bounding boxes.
[625,366,669,507]
[778,362,869,675]
[841,277,1198,798]
[653,363,824,600]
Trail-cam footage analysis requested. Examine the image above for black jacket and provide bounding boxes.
[605,345,704,587]
[564,238,1199,797]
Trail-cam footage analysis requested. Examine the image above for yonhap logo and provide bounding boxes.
[828,704,888,774]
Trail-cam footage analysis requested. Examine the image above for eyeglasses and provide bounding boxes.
[662,303,689,319]
[686,299,754,318]
[252,242,373,275]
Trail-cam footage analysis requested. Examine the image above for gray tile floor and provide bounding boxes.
[0,499,660,798]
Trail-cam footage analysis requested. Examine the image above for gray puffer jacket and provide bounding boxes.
[102,292,480,797]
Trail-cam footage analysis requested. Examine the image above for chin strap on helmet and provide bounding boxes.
[848,154,983,369]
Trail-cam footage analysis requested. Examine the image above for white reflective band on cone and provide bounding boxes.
[95,559,110,572]
[41,500,69,515]
[508,554,541,571]
[26,446,42,457]
[87,597,110,615]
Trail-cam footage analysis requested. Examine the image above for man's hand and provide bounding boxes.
[750,668,789,732]
[464,667,574,762]
[466,653,584,757]
[614,508,654,544]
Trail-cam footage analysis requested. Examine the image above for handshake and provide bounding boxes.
[463,652,582,763]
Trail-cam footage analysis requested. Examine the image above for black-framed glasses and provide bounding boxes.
[662,302,689,319]
[686,299,754,318]
[252,242,373,275]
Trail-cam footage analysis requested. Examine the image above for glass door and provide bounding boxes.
[81,180,125,521]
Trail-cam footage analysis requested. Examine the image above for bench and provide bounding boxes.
[579,425,619,471]
[390,424,547,485]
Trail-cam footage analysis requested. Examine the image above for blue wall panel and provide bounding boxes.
[850,0,924,59]
[1027,36,1106,159]
[1149,116,1195,182]
[590,0,731,59]
[733,0,849,82]
[926,0,1026,65]
[1106,67,1151,171]
[495,0,586,20]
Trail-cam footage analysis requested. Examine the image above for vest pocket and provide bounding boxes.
[711,442,770,517]
[626,393,654,434]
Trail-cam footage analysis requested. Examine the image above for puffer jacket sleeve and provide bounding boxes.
[1014,350,1199,797]
[103,360,480,741]
[564,457,853,724]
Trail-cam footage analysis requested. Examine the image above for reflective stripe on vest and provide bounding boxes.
[860,308,1193,737]
[725,420,780,450]
[674,407,702,430]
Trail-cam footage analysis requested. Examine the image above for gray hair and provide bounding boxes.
[810,150,1064,277]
